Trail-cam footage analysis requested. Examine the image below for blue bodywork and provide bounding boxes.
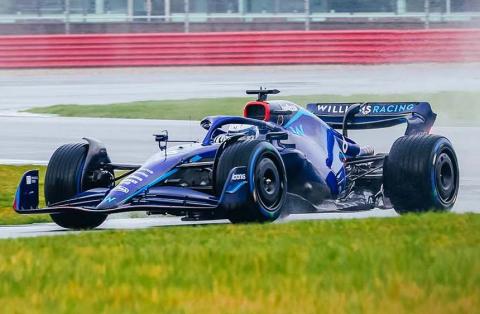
[95,106,348,212]
[14,96,436,217]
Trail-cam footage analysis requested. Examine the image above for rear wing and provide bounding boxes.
[306,102,436,135]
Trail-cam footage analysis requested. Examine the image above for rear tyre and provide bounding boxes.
[215,140,287,223]
[383,134,459,214]
[45,143,108,229]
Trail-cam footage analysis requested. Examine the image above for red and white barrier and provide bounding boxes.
[0,29,479,68]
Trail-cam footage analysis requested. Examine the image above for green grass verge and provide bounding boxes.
[0,213,478,313]
[0,165,49,225]
[26,91,480,125]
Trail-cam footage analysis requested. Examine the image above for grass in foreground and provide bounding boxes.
[26,91,480,125]
[0,165,49,225]
[0,213,478,313]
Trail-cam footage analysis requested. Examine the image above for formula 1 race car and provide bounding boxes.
[14,89,459,229]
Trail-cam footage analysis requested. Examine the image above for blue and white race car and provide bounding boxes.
[14,89,459,229]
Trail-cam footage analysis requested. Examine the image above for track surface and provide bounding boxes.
[0,211,402,239]
[0,64,478,238]
[1,63,480,111]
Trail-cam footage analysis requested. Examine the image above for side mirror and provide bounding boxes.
[154,131,169,151]
[200,118,211,130]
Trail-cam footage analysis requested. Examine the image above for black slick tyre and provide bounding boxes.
[215,140,287,223]
[383,134,459,214]
[45,143,107,229]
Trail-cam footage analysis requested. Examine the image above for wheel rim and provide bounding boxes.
[435,151,457,203]
[255,157,283,210]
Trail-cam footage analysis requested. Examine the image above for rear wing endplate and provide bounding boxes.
[306,102,436,135]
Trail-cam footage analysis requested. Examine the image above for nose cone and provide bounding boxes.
[96,167,179,210]
[96,153,184,210]
[95,143,218,210]
[96,190,125,210]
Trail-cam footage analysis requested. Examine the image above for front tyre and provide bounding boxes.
[215,140,287,223]
[383,134,459,214]
[45,143,108,229]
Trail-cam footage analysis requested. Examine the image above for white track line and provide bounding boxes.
[0,159,48,165]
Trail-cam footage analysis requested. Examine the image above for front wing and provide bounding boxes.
[13,167,250,215]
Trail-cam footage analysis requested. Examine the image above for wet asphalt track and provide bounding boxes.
[0,64,478,238]
[1,63,480,111]
[0,211,400,239]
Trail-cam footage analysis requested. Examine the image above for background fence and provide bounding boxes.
[0,29,479,68]
[1,0,480,35]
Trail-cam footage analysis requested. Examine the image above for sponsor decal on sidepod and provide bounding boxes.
[232,173,246,181]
